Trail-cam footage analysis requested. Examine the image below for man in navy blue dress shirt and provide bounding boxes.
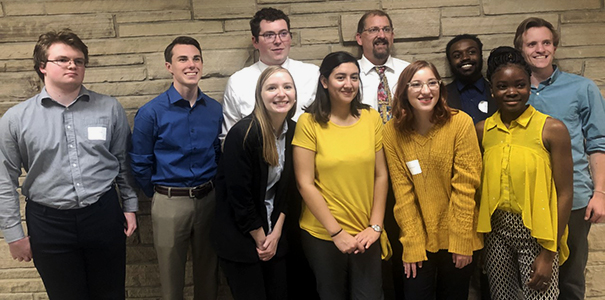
[130,36,223,300]
[445,34,497,124]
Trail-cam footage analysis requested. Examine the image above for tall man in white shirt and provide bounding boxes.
[356,10,410,300]
[222,7,319,134]
[356,10,409,123]
[222,7,320,300]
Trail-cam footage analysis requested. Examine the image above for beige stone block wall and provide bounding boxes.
[0,0,604,299]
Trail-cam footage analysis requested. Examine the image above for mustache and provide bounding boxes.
[373,37,389,46]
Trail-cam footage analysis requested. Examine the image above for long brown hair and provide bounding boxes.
[245,66,297,166]
[392,60,452,134]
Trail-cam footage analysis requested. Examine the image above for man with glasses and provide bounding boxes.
[222,7,319,135]
[446,34,497,124]
[356,10,409,123]
[130,36,222,300]
[222,9,320,299]
[0,29,137,299]
[355,10,409,300]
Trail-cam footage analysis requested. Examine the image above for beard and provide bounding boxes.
[372,37,390,61]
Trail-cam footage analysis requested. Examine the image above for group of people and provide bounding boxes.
[0,6,603,300]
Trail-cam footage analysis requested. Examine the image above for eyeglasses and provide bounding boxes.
[47,57,86,67]
[407,80,441,91]
[259,30,291,42]
[363,26,393,35]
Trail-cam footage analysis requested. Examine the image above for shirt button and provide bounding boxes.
[69,144,74,148]
[76,183,81,186]
[67,125,71,129]
[72,163,77,167]
[536,92,540,96]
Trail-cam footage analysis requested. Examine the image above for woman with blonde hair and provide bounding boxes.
[212,66,298,300]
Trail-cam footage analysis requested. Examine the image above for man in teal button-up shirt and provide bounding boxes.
[515,17,605,300]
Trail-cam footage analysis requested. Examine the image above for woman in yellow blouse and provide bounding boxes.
[383,60,483,299]
[476,46,573,299]
[293,51,390,299]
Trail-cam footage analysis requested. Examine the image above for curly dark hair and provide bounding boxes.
[250,8,290,40]
[486,46,532,83]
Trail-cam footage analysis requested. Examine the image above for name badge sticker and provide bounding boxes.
[406,160,422,175]
[88,127,107,141]
[478,100,489,114]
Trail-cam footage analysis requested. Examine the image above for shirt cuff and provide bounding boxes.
[3,223,26,244]
[122,197,139,213]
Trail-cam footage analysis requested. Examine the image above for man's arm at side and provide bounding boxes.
[586,152,605,222]
[580,80,605,222]
[110,102,138,236]
[129,105,157,198]
[0,111,32,261]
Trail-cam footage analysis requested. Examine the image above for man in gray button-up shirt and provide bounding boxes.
[0,29,138,300]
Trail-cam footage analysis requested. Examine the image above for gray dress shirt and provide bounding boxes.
[0,86,138,243]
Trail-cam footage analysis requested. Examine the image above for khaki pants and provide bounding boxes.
[152,189,218,300]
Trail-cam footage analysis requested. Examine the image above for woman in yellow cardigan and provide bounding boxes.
[476,46,573,299]
[383,60,483,299]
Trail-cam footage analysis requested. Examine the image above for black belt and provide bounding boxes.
[154,181,214,199]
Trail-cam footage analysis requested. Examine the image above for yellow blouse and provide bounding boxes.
[293,109,392,259]
[478,105,568,263]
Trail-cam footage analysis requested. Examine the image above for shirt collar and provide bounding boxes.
[278,120,289,139]
[539,65,561,87]
[486,105,536,132]
[359,55,395,75]
[39,85,90,106]
[454,77,486,93]
[167,84,206,106]
[257,57,291,73]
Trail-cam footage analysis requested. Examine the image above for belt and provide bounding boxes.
[154,181,214,199]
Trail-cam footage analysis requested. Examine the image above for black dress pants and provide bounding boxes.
[26,186,127,300]
[403,250,475,300]
[220,256,288,300]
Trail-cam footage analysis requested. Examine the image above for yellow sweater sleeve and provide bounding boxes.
[384,123,428,263]
[448,115,483,256]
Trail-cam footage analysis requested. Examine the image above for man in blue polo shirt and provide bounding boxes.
[515,17,605,300]
[130,36,222,300]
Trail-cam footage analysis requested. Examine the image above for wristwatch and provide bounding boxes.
[369,224,382,233]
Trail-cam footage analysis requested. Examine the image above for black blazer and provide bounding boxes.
[212,115,297,263]
[446,78,498,121]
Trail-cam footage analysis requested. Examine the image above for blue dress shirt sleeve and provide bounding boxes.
[130,105,157,198]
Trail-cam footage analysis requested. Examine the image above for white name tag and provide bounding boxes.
[88,127,107,141]
[478,100,489,114]
[406,160,422,175]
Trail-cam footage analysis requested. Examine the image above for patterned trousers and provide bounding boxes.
[485,209,559,300]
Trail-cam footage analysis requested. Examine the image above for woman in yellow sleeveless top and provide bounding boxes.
[475,46,573,299]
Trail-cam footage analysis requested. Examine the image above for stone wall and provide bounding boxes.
[0,0,604,299]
